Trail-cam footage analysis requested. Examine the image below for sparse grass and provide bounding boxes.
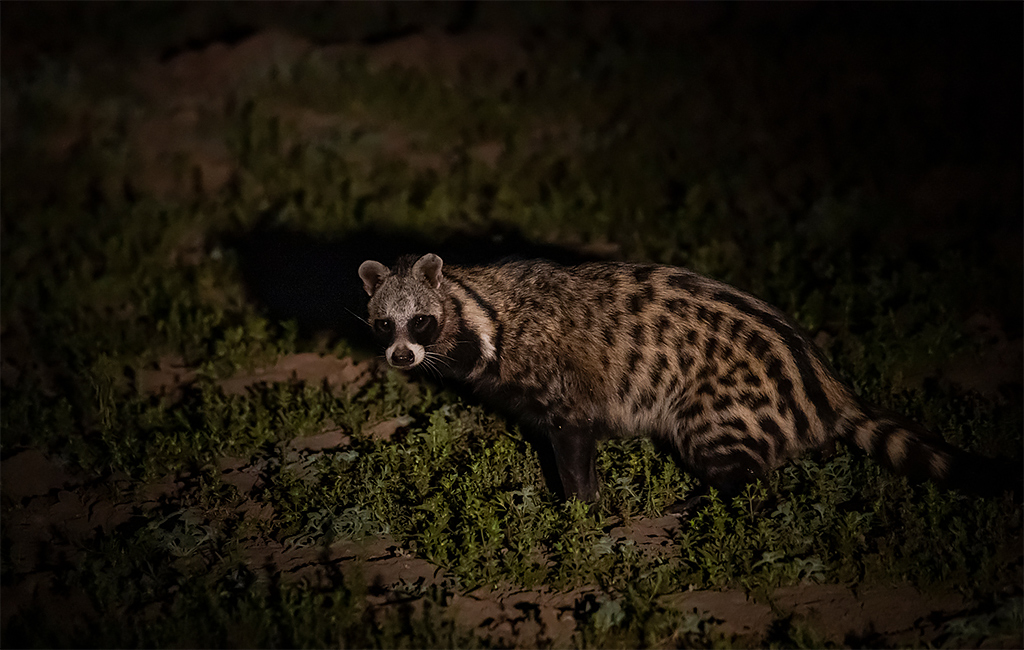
[2,4,1021,648]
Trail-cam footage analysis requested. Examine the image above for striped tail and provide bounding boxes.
[838,401,1021,498]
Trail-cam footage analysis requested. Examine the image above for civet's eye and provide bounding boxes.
[410,315,432,332]
[373,319,394,336]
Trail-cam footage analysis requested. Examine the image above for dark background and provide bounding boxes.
[3,2,1022,332]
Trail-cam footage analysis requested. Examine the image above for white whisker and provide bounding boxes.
[425,352,453,373]
[345,307,370,326]
[419,354,445,379]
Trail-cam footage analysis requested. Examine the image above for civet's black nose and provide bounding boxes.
[390,347,415,367]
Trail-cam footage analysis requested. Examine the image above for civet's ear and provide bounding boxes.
[358,260,390,296]
[413,253,443,289]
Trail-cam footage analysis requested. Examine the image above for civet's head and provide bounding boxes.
[358,253,445,369]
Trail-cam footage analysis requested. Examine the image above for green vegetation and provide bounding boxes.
[2,4,1020,648]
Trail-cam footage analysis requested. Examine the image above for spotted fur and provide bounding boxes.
[358,254,1016,502]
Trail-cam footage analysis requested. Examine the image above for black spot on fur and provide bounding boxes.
[718,343,735,362]
[627,349,643,372]
[664,376,679,397]
[705,337,719,360]
[654,315,671,344]
[708,311,724,333]
[696,364,716,380]
[649,353,669,389]
[724,360,751,376]
[757,415,784,442]
[628,293,645,314]
[666,298,689,317]
[775,397,789,417]
[632,266,655,283]
[603,326,616,347]
[618,374,632,400]
[678,353,695,373]
[669,272,701,293]
[792,406,810,441]
[746,331,771,358]
[728,317,747,339]
[632,322,647,346]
